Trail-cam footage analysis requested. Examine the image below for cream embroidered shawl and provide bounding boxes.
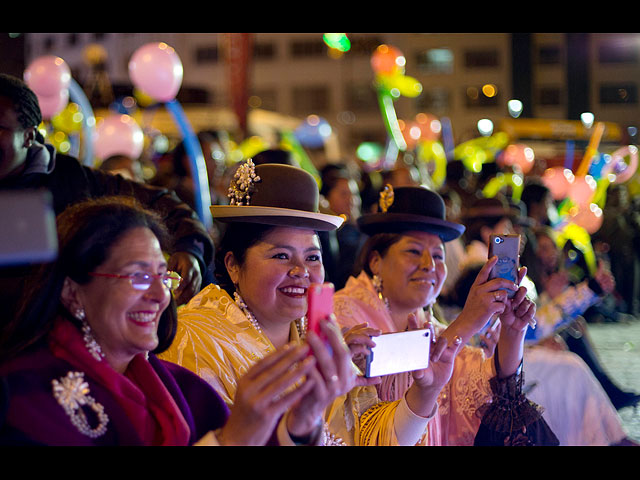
[331,272,496,446]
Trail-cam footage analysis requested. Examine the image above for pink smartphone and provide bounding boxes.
[306,282,335,336]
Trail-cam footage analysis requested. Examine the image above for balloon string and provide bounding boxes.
[165,99,213,230]
[68,79,96,167]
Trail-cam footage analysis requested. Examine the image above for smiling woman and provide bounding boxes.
[0,196,338,446]
[159,161,362,445]
[325,185,545,446]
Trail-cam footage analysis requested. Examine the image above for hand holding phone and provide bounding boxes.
[488,234,521,298]
[365,329,431,378]
[306,283,335,337]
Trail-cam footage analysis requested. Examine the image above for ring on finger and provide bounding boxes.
[494,291,501,301]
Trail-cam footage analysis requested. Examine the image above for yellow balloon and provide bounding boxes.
[50,130,72,154]
[417,140,447,189]
[555,223,597,275]
[236,136,269,161]
[51,103,83,134]
[133,87,156,107]
[375,73,422,98]
[394,75,423,98]
[482,172,524,202]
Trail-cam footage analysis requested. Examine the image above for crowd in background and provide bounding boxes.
[1,71,639,446]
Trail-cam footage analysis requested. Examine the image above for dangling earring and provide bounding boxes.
[76,308,105,362]
[372,274,390,311]
[426,303,434,320]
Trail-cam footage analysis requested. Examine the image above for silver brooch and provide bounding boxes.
[228,159,261,206]
[379,184,394,213]
[52,371,109,438]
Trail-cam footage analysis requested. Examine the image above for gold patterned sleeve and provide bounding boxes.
[158,311,244,406]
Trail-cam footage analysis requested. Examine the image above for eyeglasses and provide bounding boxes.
[89,271,182,291]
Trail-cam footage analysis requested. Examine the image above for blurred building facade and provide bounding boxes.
[11,32,640,154]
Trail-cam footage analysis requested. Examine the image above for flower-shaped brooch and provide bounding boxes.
[52,371,109,438]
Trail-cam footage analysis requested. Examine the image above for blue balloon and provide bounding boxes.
[68,79,95,166]
[588,153,610,180]
[165,99,212,230]
[294,117,332,148]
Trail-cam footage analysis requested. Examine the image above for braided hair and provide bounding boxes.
[0,73,43,129]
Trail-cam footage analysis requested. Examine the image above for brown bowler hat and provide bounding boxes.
[357,185,465,242]
[211,161,344,231]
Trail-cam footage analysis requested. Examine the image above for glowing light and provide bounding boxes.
[409,125,422,140]
[508,99,523,118]
[357,142,382,162]
[581,112,595,129]
[323,33,351,52]
[477,118,494,136]
[482,84,497,97]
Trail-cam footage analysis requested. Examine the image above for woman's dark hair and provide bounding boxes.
[213,222,279,295]
[520,181,550,213]
[320,163,352,197]
[0,196,178,361]
[463,215,504,244]
[353,232,403,278]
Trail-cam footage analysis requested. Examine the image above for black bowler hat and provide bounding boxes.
[357,185,465,242]
[211,161,344,231]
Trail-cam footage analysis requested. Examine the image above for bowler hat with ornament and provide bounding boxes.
[211,160,344,231]
[357,184,465,242]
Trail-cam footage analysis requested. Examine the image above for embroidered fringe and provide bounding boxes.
[474,354,559,446]
[475,370,545,435]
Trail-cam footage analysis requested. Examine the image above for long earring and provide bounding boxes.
[426,303,434,320]
[76,308,105,362]
[372,274,390,310]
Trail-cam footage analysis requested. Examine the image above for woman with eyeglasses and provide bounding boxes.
[0,196,325,445]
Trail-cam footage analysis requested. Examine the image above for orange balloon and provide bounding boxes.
[371,44,405,75]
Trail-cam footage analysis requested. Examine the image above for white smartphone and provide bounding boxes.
[365,329,431,378]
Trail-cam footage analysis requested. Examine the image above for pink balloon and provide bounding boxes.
[24,56,71,98]
[604,145,639,184]
[128,42,183,102]
[499,144,535,174]
[37,89,69,119]
[571,204,603,234]
[568,175,596,207]
[542,166,575,200]
[93,114,144,161]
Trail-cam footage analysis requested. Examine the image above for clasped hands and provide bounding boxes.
[219,316,356,445]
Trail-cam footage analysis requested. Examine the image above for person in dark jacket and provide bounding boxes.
[0,74,214,321]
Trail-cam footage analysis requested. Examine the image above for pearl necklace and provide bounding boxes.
[233,291,263,333]
[233,291,309,340]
